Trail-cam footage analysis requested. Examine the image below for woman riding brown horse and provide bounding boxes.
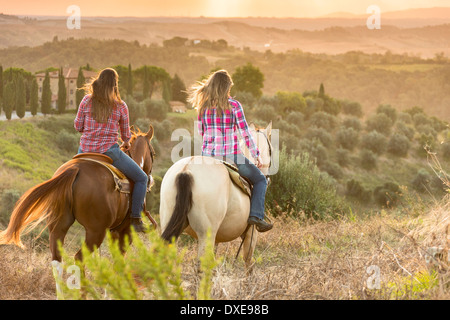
[0,67,157,262]
[0,127,155,262]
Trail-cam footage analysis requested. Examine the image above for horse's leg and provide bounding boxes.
[242,225,258,275]
[49,212,75,262]
[74,228,107,261]
[111,225,132,255]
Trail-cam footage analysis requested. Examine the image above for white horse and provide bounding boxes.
[159,122,272,271]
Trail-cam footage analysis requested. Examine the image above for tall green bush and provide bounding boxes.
[266,147,345,219]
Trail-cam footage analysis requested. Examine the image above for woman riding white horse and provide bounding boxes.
[159,70,273,270]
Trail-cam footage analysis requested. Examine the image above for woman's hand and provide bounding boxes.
[121,141,131,151]
[256,155,263,169]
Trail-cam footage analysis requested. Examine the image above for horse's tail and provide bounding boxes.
[161,170,193,242]
[0,164,80,248]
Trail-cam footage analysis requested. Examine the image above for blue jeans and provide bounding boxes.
[78,144,148,218]
[203,152,268,220]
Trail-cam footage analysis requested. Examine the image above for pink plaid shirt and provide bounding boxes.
[197,98,260,159]
[74,94,131,153]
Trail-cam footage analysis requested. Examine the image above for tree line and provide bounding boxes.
[0,58,266,120]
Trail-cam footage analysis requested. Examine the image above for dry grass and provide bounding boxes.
[0,229,56,300]
[0,200,448,300]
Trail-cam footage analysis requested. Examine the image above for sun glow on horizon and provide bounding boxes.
[1,0,450,18]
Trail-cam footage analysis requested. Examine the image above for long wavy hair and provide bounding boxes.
[188,69,233,116]
[82,68,122,123]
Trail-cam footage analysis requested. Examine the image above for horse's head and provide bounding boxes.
[126,125,156,179]
[248,121,273,177]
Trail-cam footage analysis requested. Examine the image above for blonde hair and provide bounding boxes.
[82,68,122,123]
[188,69,233,116]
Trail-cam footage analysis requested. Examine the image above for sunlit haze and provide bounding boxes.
[1,0,450,17]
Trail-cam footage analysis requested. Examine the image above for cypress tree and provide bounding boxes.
[41,71,52,115]
[3,81,14,120]
[30,78,39,116]
[162,79,172,103]
[127,63,133,96]
[76,67,85,109]
[57,67,67,114]
[171,74,187,103]
[15,75,26,118]
[0,65,3,100]
[319,83,325,98]
[0,65,3,115]
[143,66,150,99]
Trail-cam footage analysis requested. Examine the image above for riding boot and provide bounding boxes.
[130,217,146,233]
[247,216,273,232]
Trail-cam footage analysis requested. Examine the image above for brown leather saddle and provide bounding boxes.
[220,161,252,198]
[73,153,131,193]
[72,153,158,229]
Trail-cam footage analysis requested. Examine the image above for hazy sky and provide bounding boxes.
[1,0,450,17]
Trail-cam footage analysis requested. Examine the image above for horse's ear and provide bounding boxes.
[130,125,135,133]
[249,123,256,131]
[266,121,272,137]
[146,125,154,140]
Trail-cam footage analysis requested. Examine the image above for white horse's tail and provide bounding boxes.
[161,170,193,242]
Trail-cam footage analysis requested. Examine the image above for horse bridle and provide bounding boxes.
[123,136,155,191]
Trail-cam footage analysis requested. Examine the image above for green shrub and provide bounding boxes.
[345,179,371,202]
[335,147,350,167]
[376,104,397,123]
[37,116,75,134]
[266,147,346,219]
[304,126,333,147]
[359,149,377,170]
[362,130,387,155]
[152,120,173,142]
[365,113,393,136]
[275,91,306,114]
[412,112,431,128]
[144,99,168,122]
[395,122,415,141]
[416,124,437,138]
[441,141,450,160]
[373,182,402,207]
[286,111,304,126]
[56,130,80,153]
[298,138,328,166]
[387,133,410,157]
[336,126,359,150]
[397,112,413,124]
[342,116,362,131]
[0,189,21,224]
[309,111,337,129]
[416,133,436,157]
[341,100,363,118]
[411,169,431,193]
[257,104,277,122]
[319,161,343,180]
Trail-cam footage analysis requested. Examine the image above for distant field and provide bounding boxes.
[366,64,442,72]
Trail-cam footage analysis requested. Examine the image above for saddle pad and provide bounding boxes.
[72,154,131,193]
[221,161,252,198]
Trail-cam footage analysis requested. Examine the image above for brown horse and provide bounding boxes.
[0,125,156,262]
